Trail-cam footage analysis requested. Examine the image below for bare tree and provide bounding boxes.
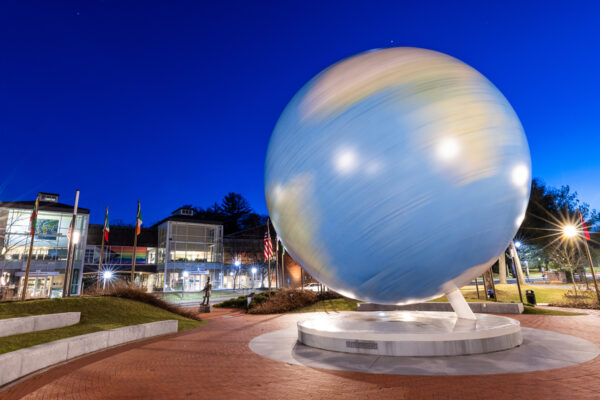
[0,209,30,277]
[547,241,585,294]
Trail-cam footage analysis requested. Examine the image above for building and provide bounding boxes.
[84,206,225,292]
[84,224,158,289]
[0,194,308,298]
[0,193,89,299]
[156,208,224,292]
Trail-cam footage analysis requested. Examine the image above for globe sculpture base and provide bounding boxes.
[297,311,522,357]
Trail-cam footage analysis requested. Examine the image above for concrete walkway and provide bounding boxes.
[2,308,600,400]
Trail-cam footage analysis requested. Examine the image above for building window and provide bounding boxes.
[85,248,95,263]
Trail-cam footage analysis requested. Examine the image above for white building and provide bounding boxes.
[0,193,89,299]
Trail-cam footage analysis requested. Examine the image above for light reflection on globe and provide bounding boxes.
[264,48,531,305]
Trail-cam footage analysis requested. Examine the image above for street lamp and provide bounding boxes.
[233,260,241,289]
[562,222,600,303]
[514,240,522,249]
[251,267,257,289]
[182,271,189,292]
[102,270,113,290]
[562,224,578,238]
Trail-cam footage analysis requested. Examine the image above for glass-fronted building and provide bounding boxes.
[0,193,89,299]
[157,213,224,292]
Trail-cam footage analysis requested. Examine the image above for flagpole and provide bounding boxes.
[21,195,40,301]
[583,239,600,303]
[281,244,285,288]
[267,219,272,291]
[97,206,108,291]
[131,201,140,286]
[275,235,279,289]
[63,190,80,297]
[62,223,73,296]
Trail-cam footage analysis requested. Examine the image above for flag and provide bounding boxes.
[67,221,72,241]
[136,202,142,236]
[581,213,591,240]
[29,197,39,236]
[103,208,110,242]
[264,230,273,260]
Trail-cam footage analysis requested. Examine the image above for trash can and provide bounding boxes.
[487,289,495,300]
[525,289,536,305]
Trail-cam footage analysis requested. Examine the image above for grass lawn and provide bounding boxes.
[429,284,574,304]
[294,298,360,313]
[0,297,205,354]
[292,297,584,316]
[523,305,586,316]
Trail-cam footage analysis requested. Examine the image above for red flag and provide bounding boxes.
[581,214,591,240]
[29,197,39,236]
[103,208,110,242]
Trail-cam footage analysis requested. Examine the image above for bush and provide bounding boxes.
[316,290,343,301]
[249,289,318,314]
[214,295,248,309]
[90,283,202,321]
[214,288,347,314]
[214,290,278,309]
[549,290,599,309]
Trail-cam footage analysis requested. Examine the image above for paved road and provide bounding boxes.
[2,308,600,400]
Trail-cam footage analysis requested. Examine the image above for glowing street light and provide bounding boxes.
[561,221,600,303]
[514,240,522,249]
[251,267,257,288]
[562,224,578,238]
[102,270,113,290]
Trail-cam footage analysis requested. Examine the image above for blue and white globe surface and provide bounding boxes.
[264,48,531,305]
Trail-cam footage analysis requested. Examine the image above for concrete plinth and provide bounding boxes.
[297,311,522,356]
[198,305,211,313]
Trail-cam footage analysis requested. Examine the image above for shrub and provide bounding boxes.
[549,289,599,309]
[316,290,343,301]
[249,289,318,314]
[214,295,248,309]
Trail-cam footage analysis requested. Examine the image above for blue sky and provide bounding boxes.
[1,1,599,224]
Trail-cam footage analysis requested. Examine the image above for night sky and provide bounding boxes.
[2,1,599,225]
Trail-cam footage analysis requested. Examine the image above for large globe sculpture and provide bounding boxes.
[265,47,531,305]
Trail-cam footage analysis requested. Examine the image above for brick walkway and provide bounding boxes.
[2,308,600,400]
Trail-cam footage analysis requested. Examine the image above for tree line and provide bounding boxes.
[516,178,599,276]
[181,192,267,235]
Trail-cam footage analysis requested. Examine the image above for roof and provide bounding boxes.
[0,200,90,214]
[152,215,223,227]
[87,224,157,247]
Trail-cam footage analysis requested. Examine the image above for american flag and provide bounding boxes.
[264,229,273,260]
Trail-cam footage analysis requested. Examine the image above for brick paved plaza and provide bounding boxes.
[2,308,600,400]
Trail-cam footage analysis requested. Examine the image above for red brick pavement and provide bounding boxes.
[1,309,600,400]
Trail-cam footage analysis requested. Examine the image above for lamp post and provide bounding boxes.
[563,224,600,303]
[251,267,257,289]
[234,260,241,289]
[182,270,189,292]
[103,270,112,290]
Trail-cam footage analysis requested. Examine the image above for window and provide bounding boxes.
[85,248,95,263]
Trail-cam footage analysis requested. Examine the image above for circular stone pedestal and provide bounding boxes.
[297,311,522,356]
